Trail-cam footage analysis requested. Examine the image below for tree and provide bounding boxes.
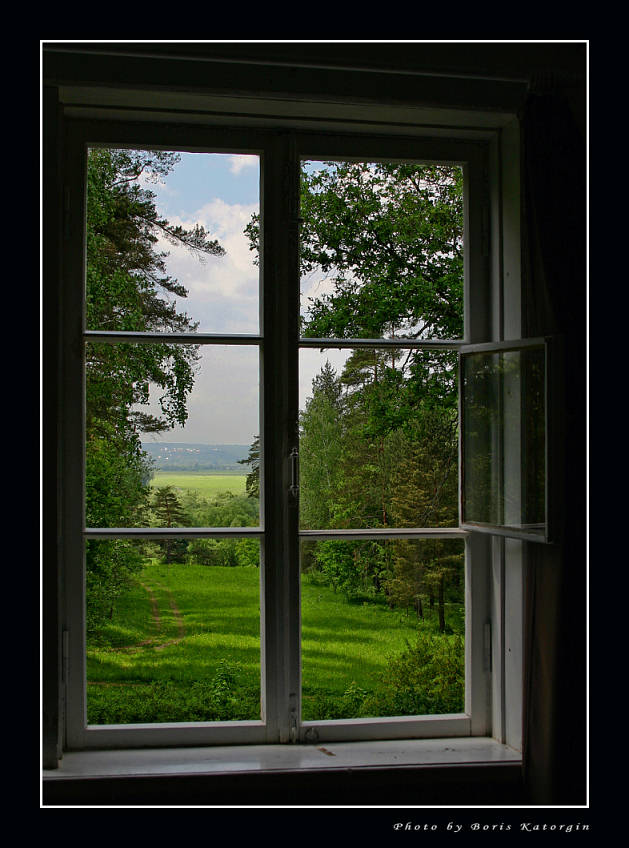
[245,161,463,339]
[151,486,190,564]
[238,436,260,499]
[299,161,464,340]
[299,361,343,531]
[85,148,225,625]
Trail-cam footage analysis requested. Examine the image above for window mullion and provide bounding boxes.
[260,133,301,743]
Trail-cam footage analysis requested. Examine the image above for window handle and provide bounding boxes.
[289,447,299,497]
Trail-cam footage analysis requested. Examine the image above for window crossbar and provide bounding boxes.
[299,337,463,350]
[83,331,263,345]
[84,527,264,539]
[299,528,467,540]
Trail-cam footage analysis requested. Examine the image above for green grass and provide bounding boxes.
[301,576,420,695]
[87,561,462,725]
[87,561,261,724]
[151,471,247,497]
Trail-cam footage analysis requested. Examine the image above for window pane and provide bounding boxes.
[299,160,464,341]
[86,148,260,334]
[299,347,459,530]
[300,538,465,720]
[85,342,260,528]
[86,539,261,725]
[462,345,546,534]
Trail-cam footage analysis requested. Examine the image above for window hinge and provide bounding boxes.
[483,620,492,672]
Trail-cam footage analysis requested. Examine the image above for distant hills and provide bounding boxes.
[142,442,251,472]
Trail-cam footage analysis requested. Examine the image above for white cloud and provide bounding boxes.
[228,155,259,175]
[153,198,260,333]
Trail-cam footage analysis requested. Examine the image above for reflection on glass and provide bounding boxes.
[85,539,261,725]
[300,538,465,721]
[85,342,260,528]
[299,160,464,341]
[299,347,459,530]
[85,148,260,334]
[462,345,546,533]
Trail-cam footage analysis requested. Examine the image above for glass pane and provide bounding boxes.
[299,160,464,341]
[86,148,260,334]
[86,539,261,725]
[300,538,465,720]
[462,345,546,534]
[85,342,260,528]
[299,347,459,530]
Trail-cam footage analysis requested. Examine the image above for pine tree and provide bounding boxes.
[151,486,190,564]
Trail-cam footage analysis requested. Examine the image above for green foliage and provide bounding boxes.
[292,162,464,619]
[299,364,343,531]
[87,672,260,724]
[186,537,259,568]
[85,148,225,626]
[165,487,260,568]
[238,435,260,498]
[151,485,189,526]
[304,539,389,600]
[150,485,190,564]
[85,541,144,634]
[299,161,464,340]
[363,632,465,717]
[184,489,258,528]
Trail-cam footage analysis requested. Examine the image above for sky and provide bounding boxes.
[136,152,349,447]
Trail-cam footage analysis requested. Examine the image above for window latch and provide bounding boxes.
[289,447,299,498]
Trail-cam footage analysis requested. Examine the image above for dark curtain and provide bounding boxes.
[520,81,586,804]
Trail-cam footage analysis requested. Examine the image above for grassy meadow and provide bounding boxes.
[86,560,428,724]
[87,471,464,725]
[151,471,247,497]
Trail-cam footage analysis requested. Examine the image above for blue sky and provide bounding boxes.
[139,152,349,446]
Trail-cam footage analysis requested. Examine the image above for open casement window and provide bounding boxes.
[61,117,503,752]
[459,337,555,544]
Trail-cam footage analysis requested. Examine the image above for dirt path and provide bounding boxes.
[99,580,186,653]
[152,581,185,649]
[136,581,161,646]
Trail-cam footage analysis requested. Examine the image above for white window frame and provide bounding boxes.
[58,112,519,753]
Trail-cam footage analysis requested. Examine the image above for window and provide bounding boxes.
[460,338,553,543]
[55,112,527,754]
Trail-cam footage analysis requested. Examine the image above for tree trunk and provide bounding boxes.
[438,576,446,633]
[415,596,424,620]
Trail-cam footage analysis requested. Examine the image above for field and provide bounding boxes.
[151,471,247,497]
[88,471,464,725]
[86,561,430,724]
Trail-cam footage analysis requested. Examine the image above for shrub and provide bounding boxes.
[363,631,464,717]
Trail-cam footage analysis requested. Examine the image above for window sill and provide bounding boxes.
[44,736,520,779]
[42,738,523,805]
